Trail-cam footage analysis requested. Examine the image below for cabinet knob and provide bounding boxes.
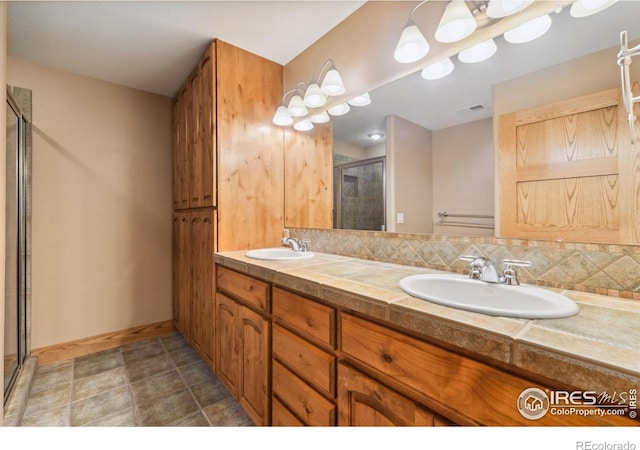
[383,353,393,363]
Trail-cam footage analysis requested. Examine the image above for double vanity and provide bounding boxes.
[213,246,639,426]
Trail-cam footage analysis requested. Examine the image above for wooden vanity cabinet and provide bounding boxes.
[339,313,635,426]
[215,266,271,426]
[271,287,338,426]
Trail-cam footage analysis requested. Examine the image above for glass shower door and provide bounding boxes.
[4,93,27,405]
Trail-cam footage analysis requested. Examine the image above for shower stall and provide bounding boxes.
[4,87,31,408]
[334,156,386,231]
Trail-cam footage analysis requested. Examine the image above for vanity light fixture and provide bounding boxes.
[394,18,431,63]
[504,14,552,44]
[570,0,618,17]
[421,57,455,80]
[486,0,534,18]
[273,59,351,129]
[458,38,497,63]
[435,0,478,43]
[617,30,640,143]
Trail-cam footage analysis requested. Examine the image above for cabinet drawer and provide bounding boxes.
[217,266,269,312]
[272,287,335,348]
[273,324,335,397]
[272,396,304,426]
[341,314,557,426]
[272,360,336,426]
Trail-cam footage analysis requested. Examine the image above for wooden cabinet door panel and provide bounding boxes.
[173,212,191,340]
[272,324,335,397]
[190,210,214,365]
[272,396,304,426]
[338,363,435,426]
[499,87,638,244]
[239,305,270,426]
[272,287,335,348]
[199,47,215,208]
[215,293,239,397]
[272,360,336,426]
[217,266,269,312]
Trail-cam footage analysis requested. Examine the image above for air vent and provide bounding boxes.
[454,104,489,115]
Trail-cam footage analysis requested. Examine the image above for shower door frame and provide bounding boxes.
[334,156,386,231]
[4,88,29,408]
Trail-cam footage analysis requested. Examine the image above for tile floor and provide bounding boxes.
[16,332,254,426]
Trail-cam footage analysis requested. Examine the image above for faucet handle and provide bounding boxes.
[300,239,311,252]
[501,259,531,286]
[460,255,485,279]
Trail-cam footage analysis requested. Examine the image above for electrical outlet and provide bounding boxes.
[397,213,404,224]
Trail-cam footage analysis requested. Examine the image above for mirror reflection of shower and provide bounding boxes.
[334,156,385,231]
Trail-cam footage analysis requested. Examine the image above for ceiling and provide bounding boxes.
[333,0,640,147]
[7,1,365,98]
[7,1,640,142]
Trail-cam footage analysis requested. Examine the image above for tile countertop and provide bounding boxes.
[214,250,640,394]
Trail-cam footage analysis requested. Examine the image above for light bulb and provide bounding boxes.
[287,94,308,117]
[310,111,330,124]
[570,0,618,17]
[486,0,534,18]
[504,14,551,44]
[394,21,430,63]
[421,58,455,80]
[328,103,350,116]
[458,39,497,64]
[348,93,372,107]
[303,83,327,108]
[320,67,345,96]
[435,1,477,43]
[293,119,314,131]
[272,105,293,126]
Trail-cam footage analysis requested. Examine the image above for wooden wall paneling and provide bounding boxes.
[283,123,334,230]
[216,39,285,251]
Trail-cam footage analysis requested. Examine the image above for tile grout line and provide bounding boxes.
[120,346,143,427]
[159,335,214,426]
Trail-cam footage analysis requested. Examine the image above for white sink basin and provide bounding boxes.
[245,247,314,261]
[398,274,579,319]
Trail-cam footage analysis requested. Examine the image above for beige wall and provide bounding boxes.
[0,2,7,424]
[386,114,432,233]
[7,58,173,350]
[432,118,494,236]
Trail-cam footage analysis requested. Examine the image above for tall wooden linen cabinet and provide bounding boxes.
[172,40,284,424]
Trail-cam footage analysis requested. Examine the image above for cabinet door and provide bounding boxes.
[173,212,191,340]
[215,292,239,397]
[173,89,189,210]
[199,46,215,208]
[239,305,270,426]
[188,70,202,208]
[499,86,638,244]
[189,210,214,365]
[338,363,435,426]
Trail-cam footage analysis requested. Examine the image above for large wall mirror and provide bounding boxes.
[330,1,640,240]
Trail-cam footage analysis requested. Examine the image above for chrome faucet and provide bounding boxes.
[281,230,310,252]
[459,256,531,285]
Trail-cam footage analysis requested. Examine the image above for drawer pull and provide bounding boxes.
[383,353,393,363]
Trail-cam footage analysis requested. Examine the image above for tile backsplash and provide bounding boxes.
[289,228,640,300]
